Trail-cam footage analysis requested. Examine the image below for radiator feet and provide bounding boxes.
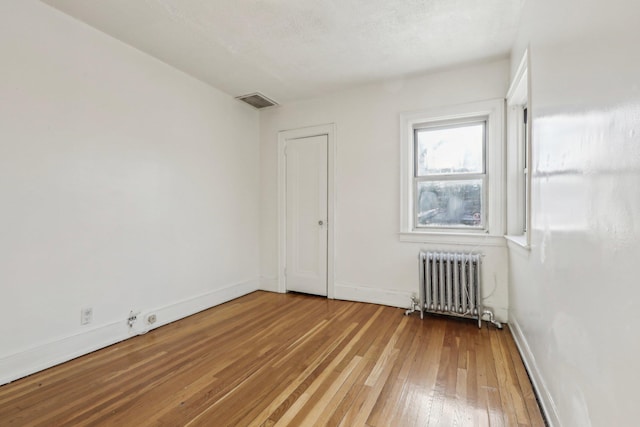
[406,298,503,329]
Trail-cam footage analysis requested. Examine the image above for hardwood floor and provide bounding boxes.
[0,291,545,426]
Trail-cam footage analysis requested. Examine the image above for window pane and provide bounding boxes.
[416,123,484,176]
[416,180,483,227]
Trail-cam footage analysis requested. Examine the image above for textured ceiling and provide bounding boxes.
[41,0,525,103]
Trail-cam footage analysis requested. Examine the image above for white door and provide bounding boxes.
[285,134,328,296]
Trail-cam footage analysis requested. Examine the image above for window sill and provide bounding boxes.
[505,235,531,253]
[399,231,506,247]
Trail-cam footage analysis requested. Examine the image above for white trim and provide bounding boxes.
[506,48,532,245]
[137,279,259,333]
[399,232,506,246]
[400,99,505,242]
[505,235,531,255]
[334,282,506,321]
[277,124,336,298]
[0,279,259,386]
[334,282,413,308]
[0,321,125,387]
[509,317,561,427]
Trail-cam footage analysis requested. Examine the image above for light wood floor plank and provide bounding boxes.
[0,291,545,426]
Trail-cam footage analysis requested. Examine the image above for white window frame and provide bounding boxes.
[505,49,532,249]
[399,99,505,246]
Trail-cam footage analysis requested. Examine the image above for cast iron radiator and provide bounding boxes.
[405,251,502,329]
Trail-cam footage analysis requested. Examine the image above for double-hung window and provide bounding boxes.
[505,49,531,248]
[413,120,486,229]
[400,99,505,243]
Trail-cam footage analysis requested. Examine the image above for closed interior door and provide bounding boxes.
[285,134,328,296]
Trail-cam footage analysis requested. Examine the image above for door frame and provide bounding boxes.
[278,123,336,298]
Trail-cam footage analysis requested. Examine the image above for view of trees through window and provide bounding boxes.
[414,122,485,228]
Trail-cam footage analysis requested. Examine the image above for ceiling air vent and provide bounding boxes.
[235,92,278,109]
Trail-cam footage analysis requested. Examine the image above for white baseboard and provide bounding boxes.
[334,282,413,308]
[0,320,127,387]
[509,317,561,427]
[0,279,259,386]
[259,276,279,293]
[136,279,259,334]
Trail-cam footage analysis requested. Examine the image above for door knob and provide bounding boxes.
[318,220,324,226]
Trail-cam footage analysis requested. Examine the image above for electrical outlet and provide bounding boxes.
[127,311,139,328]
[81,307,93,325]
[147,314,157,324]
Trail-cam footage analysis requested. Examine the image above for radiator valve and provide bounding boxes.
[405,296,421,318]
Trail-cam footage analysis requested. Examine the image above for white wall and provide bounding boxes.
[507,0,640,425]
[0,0,260,384]
[260,60,511,319]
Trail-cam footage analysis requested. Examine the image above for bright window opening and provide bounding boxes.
[413,121,486,229]
[399,98,505,244]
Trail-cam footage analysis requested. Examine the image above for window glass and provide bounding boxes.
[416,180,483,227]
[415,123,484,176]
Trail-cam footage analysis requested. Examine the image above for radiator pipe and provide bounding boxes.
[481,310,503,329]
